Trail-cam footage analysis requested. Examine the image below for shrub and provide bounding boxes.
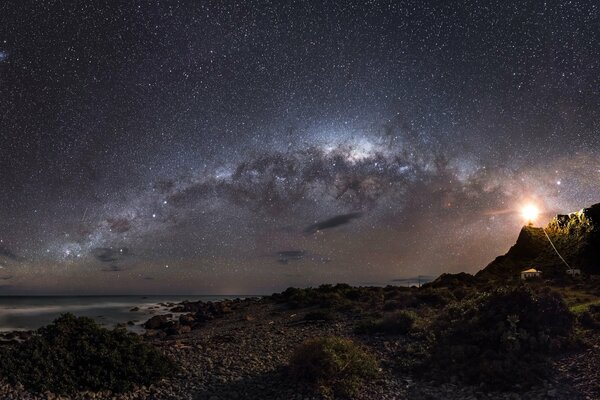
[384,292,419,309]
[289,336,379,398]
[579,304,600,330]
[396,336,434,371]
[427,286,575,389]
[355,311,416,335]
[415,287,456,307]
[0,313,176,394]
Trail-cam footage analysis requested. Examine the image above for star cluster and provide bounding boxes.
[0,1,598,294]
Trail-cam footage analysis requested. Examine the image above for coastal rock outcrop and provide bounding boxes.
[144,298,256,335]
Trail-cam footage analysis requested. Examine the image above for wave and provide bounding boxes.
[0,302,165,316]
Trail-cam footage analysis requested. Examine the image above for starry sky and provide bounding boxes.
[0,1,598,294]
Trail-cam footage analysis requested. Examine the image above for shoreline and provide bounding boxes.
[0,295,241,334]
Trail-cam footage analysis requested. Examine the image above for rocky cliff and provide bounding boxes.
[477,203,600,280]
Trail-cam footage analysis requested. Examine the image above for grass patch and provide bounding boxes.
[569,299,600,314]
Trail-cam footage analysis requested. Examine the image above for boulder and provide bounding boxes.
[143,314,173,330]
[165,323,191,336]
[179,313,196,326]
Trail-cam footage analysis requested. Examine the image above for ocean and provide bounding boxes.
[0,295,237,333]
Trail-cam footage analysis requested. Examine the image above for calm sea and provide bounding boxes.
[0,295,239,332]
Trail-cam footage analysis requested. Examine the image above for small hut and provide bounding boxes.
[520,268,542,280]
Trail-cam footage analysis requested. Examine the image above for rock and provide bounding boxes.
[17,331,33,340]
[130,307,140,311]
[180,313,196,326]
[166,323,191,336]
[144,314,173,329]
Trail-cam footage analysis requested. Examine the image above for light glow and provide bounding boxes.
[521,204,540,223]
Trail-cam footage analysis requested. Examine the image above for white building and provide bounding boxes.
[521,268,542,280]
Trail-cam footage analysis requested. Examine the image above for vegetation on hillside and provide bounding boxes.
[424,286,575,388]
[276,277,600,392]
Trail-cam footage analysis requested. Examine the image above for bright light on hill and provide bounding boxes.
[521,204,540,223]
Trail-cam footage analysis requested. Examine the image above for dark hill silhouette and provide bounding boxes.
[477,203,600,280]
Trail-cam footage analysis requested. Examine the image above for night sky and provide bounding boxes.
[0,1,598,294]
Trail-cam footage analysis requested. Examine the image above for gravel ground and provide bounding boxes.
[0,299,597,400]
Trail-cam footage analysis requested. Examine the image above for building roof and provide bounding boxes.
[522,268,539,273]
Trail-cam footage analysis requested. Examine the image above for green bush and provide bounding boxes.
[355,311,416,335]
[289,336,379,398]
[0,313,176,394]
[427,286,575,389]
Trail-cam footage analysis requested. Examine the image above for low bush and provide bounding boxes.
[289,336,379,398]
[355,311,416,335]
[579,304,600,330]
[415,287,456,307]
[0,313,176,394]
[426,286,575,389]
[396,334,434,371]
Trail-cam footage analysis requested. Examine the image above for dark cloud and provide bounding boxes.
[92,247,130,263]
[304,212,363,234]
[276,250,306,264]
[101,265,123,273]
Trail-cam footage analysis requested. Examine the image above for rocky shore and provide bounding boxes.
[0,292,597,400]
